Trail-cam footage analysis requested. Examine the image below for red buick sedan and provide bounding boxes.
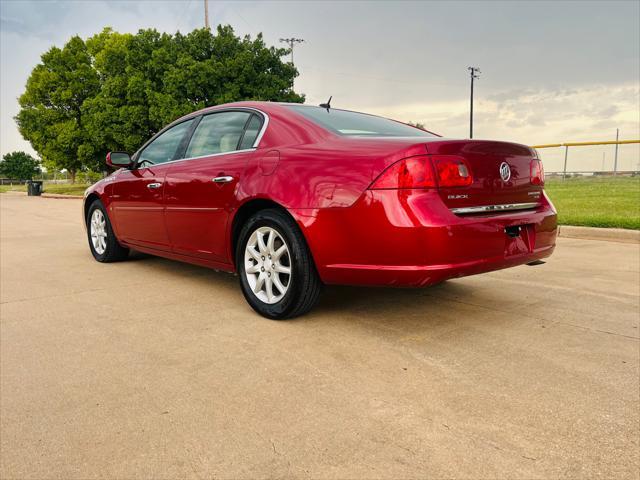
[83,101,557,319]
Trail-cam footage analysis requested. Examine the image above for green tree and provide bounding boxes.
[16,36,100,182]
[0,151,41,180]
[83,25,303,155]
[17,26,303,179]
[408,121,426,130]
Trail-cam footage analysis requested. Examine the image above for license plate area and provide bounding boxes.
[504,224,535,256]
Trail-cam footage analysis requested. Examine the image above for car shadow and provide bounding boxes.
[312,280,479,319]
[315,281,471,313]
[124,250,500,332]
[126,250,239,288]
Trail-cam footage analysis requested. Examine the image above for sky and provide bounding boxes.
[1,0,639,172]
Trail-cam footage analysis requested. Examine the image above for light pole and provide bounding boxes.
[204,0,210,29]
[280,38,304,89]
[468,66,481,139]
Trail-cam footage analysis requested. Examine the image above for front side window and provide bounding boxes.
[287,105,437,138]
[185,111,252,158]
[138,119,194,167]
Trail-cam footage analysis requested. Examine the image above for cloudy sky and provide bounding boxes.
[1,0,639,172]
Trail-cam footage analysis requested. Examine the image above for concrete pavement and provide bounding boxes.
[1,193,638,479]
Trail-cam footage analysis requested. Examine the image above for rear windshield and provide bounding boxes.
[287,105,437,138]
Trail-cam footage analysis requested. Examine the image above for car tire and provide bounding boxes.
[86,199,129,263]
[237,208,322,319]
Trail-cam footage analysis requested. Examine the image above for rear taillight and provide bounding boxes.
[432,156,473,187]
[370,156,436,189]
[530,159,544,186]
[370,155,474,190]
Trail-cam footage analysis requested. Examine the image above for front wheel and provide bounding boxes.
[86,199,129,262]
[237,209,322,319]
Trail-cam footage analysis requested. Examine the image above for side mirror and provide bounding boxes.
[106,151,132,168]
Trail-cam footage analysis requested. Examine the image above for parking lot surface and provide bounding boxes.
[1,193,639,479]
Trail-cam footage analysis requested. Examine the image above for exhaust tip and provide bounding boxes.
[527,260,546,266]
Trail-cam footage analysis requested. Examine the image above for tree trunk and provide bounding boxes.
[70,170,76,184]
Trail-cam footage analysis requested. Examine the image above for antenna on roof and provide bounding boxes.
[319,96,332,111]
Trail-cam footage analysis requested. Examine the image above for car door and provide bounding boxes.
[164,111,264,262]
[111,118,196,250]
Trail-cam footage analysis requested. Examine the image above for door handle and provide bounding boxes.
[147,182,162,189]
[212,176,234,183]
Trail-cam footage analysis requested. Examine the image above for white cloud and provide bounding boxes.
[365,83,640,172]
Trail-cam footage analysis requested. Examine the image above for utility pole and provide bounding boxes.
[613,128,619,176]
[204,0,210,29]
[468,67,481,139]
[280,37,304,65]
[280,37,304,89]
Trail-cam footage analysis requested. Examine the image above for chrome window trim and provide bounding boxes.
[251,109,269,148]
[132,107,269,168]
[451,202,539,215]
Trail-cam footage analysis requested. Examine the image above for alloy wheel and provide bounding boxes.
[244,226,292,304]
[90,209,108,255]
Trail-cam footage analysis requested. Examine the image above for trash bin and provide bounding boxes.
[26,180,43,196]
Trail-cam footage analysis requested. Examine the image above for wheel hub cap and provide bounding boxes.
[90,209,107,255]
[244,226,291,304]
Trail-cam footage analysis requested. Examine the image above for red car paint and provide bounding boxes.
[84,101,557,286]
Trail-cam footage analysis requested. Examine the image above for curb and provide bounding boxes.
[41,193,83,199]
[558,225,640,244]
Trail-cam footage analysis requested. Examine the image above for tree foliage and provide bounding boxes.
[0,151,41,180]
[16,36,99,182]
[16,26,303,180]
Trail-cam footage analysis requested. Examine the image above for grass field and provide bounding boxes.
[0,184,27,193]
[545,176,640,230]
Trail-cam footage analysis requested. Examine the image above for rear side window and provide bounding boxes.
[287,105,436,138]
[138,119,194,166]
[239,114,263,149]
[185,111,251,158]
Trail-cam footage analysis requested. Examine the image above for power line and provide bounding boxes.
[468,66,480,139]
[174,0,194,33]
[298,64,465,88]
[229,4,254,32]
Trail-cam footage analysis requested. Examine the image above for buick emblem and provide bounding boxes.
[499,162,511,182]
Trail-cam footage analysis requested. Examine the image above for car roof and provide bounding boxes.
[186,101,290,117]
[177,100,372,119]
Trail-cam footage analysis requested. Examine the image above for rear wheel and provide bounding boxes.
[237,209,322,319]
[86,199,129,262]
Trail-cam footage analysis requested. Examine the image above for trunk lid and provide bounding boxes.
[425,140,543,213]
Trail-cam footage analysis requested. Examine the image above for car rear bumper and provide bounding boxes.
[293,189,558,287]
